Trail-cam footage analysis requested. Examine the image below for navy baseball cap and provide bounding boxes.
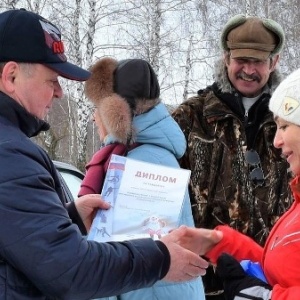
[0,9,90,81]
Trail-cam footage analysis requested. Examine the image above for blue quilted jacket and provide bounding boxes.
[99,103,205,300]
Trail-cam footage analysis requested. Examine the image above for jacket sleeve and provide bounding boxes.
[172,96,212,170]
[205,225,263,264]
[0,140,170,299]
[272,284,300,299]
[171,102,194,169]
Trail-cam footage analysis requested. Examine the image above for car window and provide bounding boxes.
[59,170,83,200]
[53,161,84,202]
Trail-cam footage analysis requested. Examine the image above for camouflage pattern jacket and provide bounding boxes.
[172,82,293,295]
[173,83,293,244]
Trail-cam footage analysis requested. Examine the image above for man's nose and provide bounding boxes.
[242,62,256,74]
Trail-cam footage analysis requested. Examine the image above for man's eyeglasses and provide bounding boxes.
[245,149,265,187]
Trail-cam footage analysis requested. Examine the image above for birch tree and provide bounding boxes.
[1,0,299,169]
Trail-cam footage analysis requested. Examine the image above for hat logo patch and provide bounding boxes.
[52,41,65,54]
[282,96,299,116]
[39,19,67,60]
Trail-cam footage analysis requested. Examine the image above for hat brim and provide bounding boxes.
[45,61,91,81]
[230,49,271,60]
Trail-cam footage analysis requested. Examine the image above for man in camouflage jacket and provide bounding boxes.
[172,14,293,299]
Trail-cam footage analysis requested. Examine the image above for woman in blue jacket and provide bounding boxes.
[79,57,204,300]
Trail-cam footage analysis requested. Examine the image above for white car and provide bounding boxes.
[53,160,84,202]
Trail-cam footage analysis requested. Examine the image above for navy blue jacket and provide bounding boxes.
[0,92,170,299]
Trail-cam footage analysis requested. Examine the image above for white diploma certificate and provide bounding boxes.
[88,154,190,242]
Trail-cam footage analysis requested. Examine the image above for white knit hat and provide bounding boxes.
[269,68,300,125]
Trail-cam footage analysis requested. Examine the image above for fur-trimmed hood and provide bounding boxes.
[85,57,160,144]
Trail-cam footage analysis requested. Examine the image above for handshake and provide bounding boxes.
[160,226,223,282]
[161,227,272,300]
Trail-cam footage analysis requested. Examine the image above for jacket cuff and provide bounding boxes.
[155,240,171,279]
[206,225,263,264]
[66,201,87,235]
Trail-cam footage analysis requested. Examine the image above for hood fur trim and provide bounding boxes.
[85,57,117,104]
[97,94,134,144]
[85,57,134,144]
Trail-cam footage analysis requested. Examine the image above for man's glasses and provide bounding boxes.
[245,149,265,187]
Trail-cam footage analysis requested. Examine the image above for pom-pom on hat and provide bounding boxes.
[85,57,160,144]
[269,68,300,126]
[221,14,285,60]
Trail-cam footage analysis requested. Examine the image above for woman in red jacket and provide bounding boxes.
[205,68,300,300]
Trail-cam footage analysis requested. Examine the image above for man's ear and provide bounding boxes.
[1,62,19,93]
[223,52,230,67]
[270,54,280,71]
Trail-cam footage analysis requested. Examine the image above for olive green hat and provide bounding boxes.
[221,14,285,60]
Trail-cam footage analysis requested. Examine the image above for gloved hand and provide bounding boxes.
[216,253,272,300]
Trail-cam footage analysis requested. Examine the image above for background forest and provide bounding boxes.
[1,0,299,170]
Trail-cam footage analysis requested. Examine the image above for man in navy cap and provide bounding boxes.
[0,8,222,299]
